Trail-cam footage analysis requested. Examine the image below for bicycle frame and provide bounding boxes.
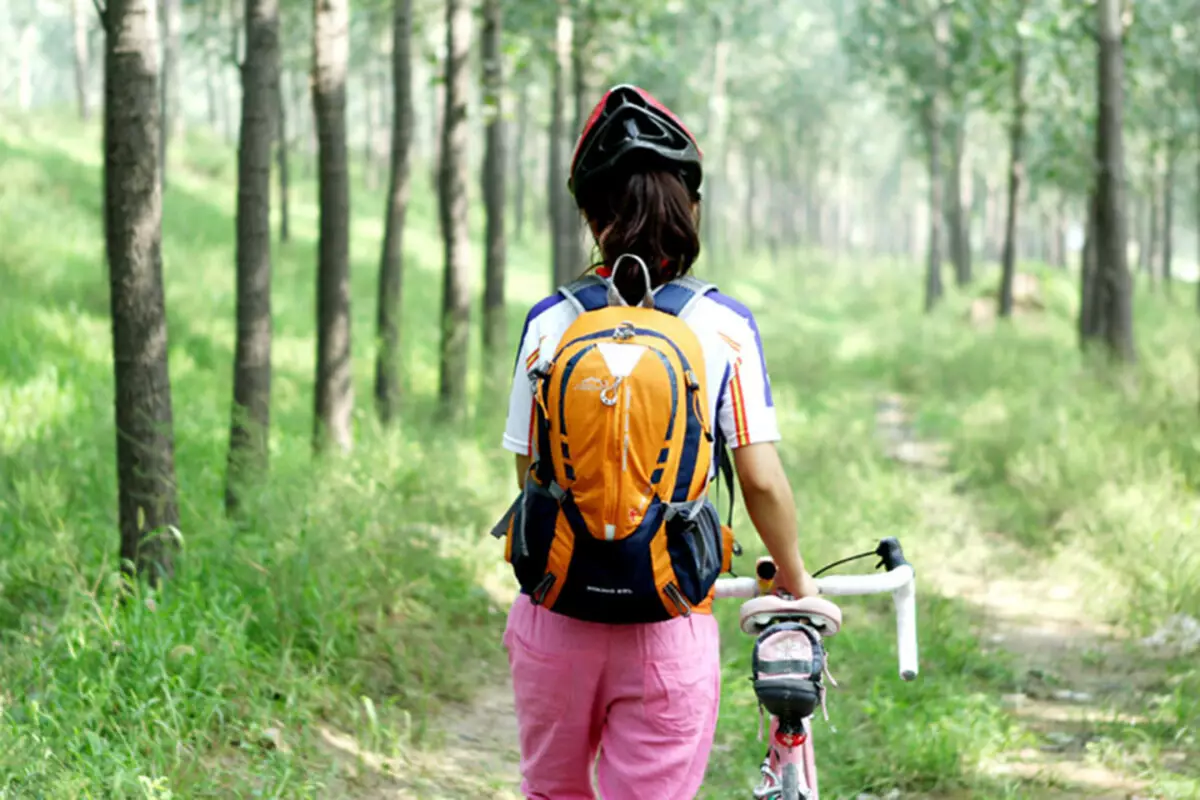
[714,538,919,800]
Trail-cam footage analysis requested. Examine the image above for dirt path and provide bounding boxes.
[876,393,1172,799]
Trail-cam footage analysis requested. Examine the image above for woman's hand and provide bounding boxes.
[774,560,820,599]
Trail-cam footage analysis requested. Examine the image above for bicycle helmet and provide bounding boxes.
[569,84,703,202]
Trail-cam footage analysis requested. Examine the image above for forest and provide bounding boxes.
[2,0,1200,796]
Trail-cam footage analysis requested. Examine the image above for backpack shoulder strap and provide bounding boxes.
[557,274,609,314]
[653,275,717,319]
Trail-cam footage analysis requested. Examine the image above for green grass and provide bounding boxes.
[2,108,1199,798]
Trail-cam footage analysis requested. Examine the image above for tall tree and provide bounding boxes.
[1162,134,1176,289]
[565,0,591,272]
[1085,0,1135,360]
[513,76,529,242]
[277,68,291,243]
[374,0,414,426]
[102,0,180,583]
[945,109,972,285]
[437,0,472,418]
[998,3,1028,318]
[481,0,507,360]
[549,0,572,288]
[72,0,91,121]
[225,0,280,513]
[312,0,354,451]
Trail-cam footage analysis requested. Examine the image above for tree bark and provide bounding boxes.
[565,0,590,272]
[437,0,472,419]
[921,98,944,312]
[946,108,972,285]
[1091,0,1135,360]
[1079,189,1102,343]
[226,0,279,513]
[374,0,414,426]
[481,0,507,360]
[312,0,354,451]
[549,1,572,288]
[72,0,91,121]
[999,29,1026,319]
[104,0,180,583]
[277,68,290,242]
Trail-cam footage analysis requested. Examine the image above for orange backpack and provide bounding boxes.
[495,259,738,623]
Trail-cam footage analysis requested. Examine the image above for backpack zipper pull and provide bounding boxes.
[531,574,556,606]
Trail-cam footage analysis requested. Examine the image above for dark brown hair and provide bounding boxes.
[576,169,701,305]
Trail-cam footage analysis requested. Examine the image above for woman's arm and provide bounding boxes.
[733,442,820,598]
[514,454,532,490]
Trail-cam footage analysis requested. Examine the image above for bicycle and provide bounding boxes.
[713,537,919,800]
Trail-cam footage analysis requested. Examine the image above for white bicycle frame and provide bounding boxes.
[714,551,919,799]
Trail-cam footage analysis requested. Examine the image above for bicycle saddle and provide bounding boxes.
[738,595,843,637]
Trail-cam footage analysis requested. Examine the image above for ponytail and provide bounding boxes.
[577,169,701,305]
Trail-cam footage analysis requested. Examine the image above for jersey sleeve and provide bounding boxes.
[502,313,543,456]
[716,311,780,448]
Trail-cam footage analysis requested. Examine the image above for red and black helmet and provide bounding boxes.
[569,84,703,202]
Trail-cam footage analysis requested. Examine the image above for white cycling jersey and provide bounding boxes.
[503,279,781,476]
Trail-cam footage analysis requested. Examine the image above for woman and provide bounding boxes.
[501,84,819,799]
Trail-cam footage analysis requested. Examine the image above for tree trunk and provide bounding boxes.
[1146,167,1160,286]
[983,175,1003,261]
[103,0,180,583]
[1092,0,1135,360]
[374,0,414,426]
[437,0,472,419]
[999,30,1026,319]
[1052,193,1067,269]
[205,15,220,131]
[946,108,972,285]
[72,0,91,121]
[481,0,507,360]
[312,0,354,451]
[513,77,529,242]
[363,54,380,192]
[159,0,181,187]
[565,0,590,272]
[1079,189,1102,343]
[277,68,290,242]
[225,0,279,513]
[1163,136,1175,289]
[549,1,572,288]
[703,15,731,264]
[1134,192,1148,275]
[921,99,944,312]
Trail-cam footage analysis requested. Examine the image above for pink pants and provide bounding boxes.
[503,596,721,800]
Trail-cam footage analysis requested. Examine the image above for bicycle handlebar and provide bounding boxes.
[714,538,919,682]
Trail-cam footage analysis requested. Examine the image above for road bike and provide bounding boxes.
[713,537,919,799]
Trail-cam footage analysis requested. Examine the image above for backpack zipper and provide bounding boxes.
[664,583,692,616]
